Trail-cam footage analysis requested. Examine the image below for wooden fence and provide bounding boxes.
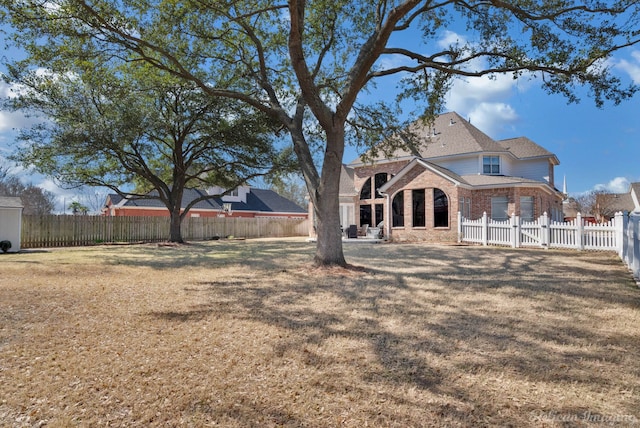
[458,211,640,283]
[20,215,309,248]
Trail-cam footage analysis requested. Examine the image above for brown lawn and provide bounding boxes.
[1,238,639,427]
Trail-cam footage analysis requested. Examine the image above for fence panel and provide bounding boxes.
[549,218,578,249]
[460,212,618,252]
[520,220,541,247]
[21,215,309,248]
[487,219,512,246]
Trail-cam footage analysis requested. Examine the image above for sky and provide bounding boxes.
[1,14,639,213]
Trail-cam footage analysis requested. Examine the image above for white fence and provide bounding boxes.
[618,213,640,283]
[458,211,640,283]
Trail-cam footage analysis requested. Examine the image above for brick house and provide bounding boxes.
[104,186,308,219]
[309,111,565,242]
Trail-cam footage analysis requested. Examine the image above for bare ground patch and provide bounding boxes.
[1,239,639,427]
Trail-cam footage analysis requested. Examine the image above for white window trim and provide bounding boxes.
[482,155,501,175]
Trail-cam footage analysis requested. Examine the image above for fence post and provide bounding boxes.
[615,211,626,260]
[457,211,462,243]
[481,212,488,246]
[575,212,584,250]
[510,213,518,248]
[632,214,640,282]
[540,212,549,249]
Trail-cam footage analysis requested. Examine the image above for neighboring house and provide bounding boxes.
[310,111,565,242]
[103,186,308,219]
[594,182,640,222]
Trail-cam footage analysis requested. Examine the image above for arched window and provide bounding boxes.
[359,178,371,200]
[434,188,448,227]
[392,191,404,227]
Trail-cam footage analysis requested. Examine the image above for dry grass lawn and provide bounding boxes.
[1,238,639,427]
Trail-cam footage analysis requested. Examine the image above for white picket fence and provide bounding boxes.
[458,211,640,283]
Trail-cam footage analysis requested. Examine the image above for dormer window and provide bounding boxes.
[221,186,249,203]
[483,156,500,175]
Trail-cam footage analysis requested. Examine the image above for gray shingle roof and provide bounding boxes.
[0,196,23,208]
[350,112,510,165]
[349,111,558,166]
[110,187,306,214]
[496,137,559,164]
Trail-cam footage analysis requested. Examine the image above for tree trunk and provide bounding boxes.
[169,206,184,243]
[312,127,346,266]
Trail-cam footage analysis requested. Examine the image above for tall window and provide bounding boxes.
[359,178,372,200]
[483,156,500,175]
[491,196,509,221]
[392,191,404,227]
[458,197,471,219]
[375,204,384,227]
[433,188,449,227]
[374,173,388,199]
[360,204,372,227]
[412,189,425,227]
[520,196,534,222]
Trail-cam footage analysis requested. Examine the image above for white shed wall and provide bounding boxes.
[0,208,22,252]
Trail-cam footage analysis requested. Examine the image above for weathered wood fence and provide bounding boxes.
[458,211,640,283]
[20,215,309,248]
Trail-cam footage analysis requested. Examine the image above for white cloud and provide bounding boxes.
[435,31,534,137]
[437,30,467,49]
[594,177,630,193]
[464,103,519,136]
[614,50,640,84]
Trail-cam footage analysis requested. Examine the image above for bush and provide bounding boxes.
[0,240,12,253]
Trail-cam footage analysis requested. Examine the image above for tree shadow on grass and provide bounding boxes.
[145,243,640,424]
[102,239,316,270]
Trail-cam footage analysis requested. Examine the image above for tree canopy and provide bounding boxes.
[4,61,296,242]
[1,0,638,263]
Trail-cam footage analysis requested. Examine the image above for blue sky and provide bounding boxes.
[1,22,639,212]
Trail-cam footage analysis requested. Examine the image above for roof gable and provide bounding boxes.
[350,111,509,165]
[378,158,468,194]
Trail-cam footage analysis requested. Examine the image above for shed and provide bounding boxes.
[0,196,23,253]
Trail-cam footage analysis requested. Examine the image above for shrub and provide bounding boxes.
[0,240,12,253]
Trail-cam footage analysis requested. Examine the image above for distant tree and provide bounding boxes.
[573,189,630,222]
[573,192,598,217]
[68,201,88,215]
[2,1,638,265]
[5,65,296,242]
[266,174,309,209]
[0,167,55,215]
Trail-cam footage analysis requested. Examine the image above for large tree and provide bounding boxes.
[1,1,638,265]
[4,64,295,242]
